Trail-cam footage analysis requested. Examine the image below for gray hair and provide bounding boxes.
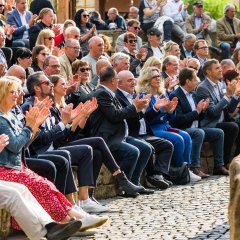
[64,26,80,36]
[65,38,79,47]
[224,4,235,14]
[220,59,235,69]
[112,52,130,65]
[184,33,197,42]
[88,36,103,47]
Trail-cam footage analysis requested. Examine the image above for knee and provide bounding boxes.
[164,20,173,27]
[220,42,231,50]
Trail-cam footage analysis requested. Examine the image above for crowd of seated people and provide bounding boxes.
[1,1,240,239]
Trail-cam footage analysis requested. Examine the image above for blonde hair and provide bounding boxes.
[141,56,162,73]
[162,41,179,58]
[36,29,55,48]
[0,77,21,104]
[36,8,54,22]
[137,67,165,95]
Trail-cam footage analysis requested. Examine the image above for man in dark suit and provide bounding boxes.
[89,66,154,195]
[6,0,37,47]
[196,59,240,168]
[116,70,174,189]
[180,33,196,60]
[170,67,228,176]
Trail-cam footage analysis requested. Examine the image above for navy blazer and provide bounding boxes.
[196,79,238,127]
[21,96,72,155]
[89,86,138,151]
[115,89,154,137]
[169,87,200,129]
[6,9,31,40]
[179,44,194,60]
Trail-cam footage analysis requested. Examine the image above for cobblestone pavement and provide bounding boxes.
[8,176,230,240]
[75,176,230,240]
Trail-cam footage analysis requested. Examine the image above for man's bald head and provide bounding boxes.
[117,70,136,94]
[6,65,26,86]
[96,59,111,76]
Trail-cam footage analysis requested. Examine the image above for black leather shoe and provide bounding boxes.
[138,187,154,195]
[146,175,169,190]
[46,220,82,240]
[114,172,140,197]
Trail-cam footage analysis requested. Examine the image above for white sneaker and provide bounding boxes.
[189,170,201,183]
[80,214,109,231]
[79,199,109,213]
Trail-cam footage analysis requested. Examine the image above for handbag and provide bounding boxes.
[167,162,190,185]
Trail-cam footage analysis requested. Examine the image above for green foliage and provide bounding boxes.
[185,0,239,20]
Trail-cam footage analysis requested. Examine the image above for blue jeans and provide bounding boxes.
[185,128,205,168]
[152,129,192,167]
[185,127,224,167]
[112,136,152,185]
[220,42,231,59]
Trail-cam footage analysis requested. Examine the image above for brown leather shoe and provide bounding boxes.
[190,167,210,178]
[213,166,229,176]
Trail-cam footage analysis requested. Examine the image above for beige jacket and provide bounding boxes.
[59,53,73,81]
[216,16,240,47]
[185,13,212,44]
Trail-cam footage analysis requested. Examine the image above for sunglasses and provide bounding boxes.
[196,5,203,8]
[82,14,89,18]
[45,37,54,40]
[133,26,140,30]
[152,75,160,79]
[79,67,90,72]
[128,39,137,43]
[39,52,49,56]
[40,80,52,86]
[0,4,4,7]
[188,66,199,71]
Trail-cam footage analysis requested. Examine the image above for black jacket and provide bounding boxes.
[89,86,138,151]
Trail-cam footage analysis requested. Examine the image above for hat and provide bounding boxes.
[147,27,162,36]
[193,1,203,6]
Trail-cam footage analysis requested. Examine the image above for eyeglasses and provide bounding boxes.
[152,75,161,79]
[188,66,199,71]
[196,5,203,8]
[133,26,140,30]
[0,4,4,7]
[39,52,49,56]
[39,80,52,86]
[44,37,54,40]
[128,39,137,43]
[22,56,32,59]
[48,64,60,68]
[82,14,89,18]
[68,46,81,50]
[198,46,208,49]
[151,34,161,37]
[79,67,90,72]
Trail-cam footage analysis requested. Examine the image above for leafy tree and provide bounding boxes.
[185,0,239,20]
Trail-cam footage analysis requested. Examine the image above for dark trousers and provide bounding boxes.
[38,150,77,195]
[140,135,173,176]
[58,144,94,188]
[64,137,120,186]
[26,158,56,183]
[111,136,152,185]
[216,122,239,165]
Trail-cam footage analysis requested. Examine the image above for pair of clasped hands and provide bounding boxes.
[25,96,98,134]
